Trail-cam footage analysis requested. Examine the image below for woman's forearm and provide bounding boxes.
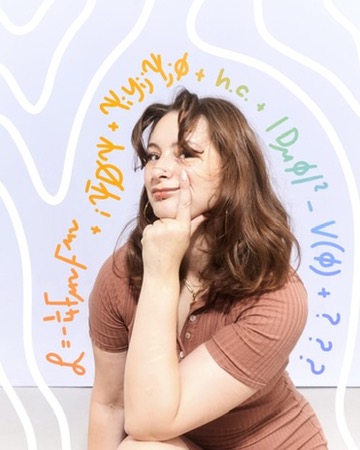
[124,172,203,438]
[124,272,181,439]
[88,401,125,450]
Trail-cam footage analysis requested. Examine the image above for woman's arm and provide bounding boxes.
[88,346,127,450]
[124,171,256,441]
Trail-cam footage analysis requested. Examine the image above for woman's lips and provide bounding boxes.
[152,188,179,201]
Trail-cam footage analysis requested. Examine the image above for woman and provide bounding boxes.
[88,89,328,449]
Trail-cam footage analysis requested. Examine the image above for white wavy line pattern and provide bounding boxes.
[0,0,55,35]
[0,0,358,447]
[0,0,96,114]
[187,1,360,449]
[0,0,155,206]
[323,0,360,64]
[253,0,360,119]
[0,362,36,449]
[0,180,71,450]
[0,1,155,448]
[253,3,360,449]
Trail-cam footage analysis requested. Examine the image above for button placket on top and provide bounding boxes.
[180,311,199,346]
[177,299,204,360]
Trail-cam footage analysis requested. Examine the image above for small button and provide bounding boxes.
[179,351,185,359]
[185,331,191,340]
[189,315,197,322]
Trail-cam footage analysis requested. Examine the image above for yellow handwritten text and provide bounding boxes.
[99,52,190,114]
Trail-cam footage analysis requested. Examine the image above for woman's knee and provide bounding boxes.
[117,435,193,449]
[117,436,142,449]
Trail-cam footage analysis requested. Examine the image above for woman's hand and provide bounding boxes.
[141,170,205,276]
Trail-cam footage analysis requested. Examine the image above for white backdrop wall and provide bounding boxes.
[0,0,359,393]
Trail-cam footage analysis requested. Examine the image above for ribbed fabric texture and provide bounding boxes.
[89,245,328,449]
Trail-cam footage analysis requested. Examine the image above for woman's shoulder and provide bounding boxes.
[90,242,135,319]
[95,243,130,284]
[89,243,134,351]
[227,271,307,321]
[90,243,134,313]
[277,271,308,305]
[258,271,307,305]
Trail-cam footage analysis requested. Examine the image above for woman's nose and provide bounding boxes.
[151,155,176,180]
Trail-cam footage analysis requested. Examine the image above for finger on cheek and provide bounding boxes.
[181,169,189,186]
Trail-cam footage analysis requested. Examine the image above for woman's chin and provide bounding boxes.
[151,204,177,220]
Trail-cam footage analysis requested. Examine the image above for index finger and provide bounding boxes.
[176,169,191,223]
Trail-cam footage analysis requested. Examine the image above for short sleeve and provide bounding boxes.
[88,247,134,352]
[205,276,308,389]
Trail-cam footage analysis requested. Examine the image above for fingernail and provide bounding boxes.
[181,170,188,181]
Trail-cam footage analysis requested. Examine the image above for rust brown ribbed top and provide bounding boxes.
[89,245,327,449]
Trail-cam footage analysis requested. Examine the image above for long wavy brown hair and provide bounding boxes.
[116,88,300,311]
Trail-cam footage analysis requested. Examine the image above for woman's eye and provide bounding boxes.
[179,151,193,160]
[146,152,159,162]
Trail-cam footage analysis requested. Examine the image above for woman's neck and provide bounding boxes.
[182,233,209,283]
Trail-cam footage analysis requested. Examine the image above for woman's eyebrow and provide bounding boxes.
[146,141,179,151]
[186,140,205,153]
[146,142,160,151]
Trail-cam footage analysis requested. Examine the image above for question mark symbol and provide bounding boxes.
[317,312,341,325]
[309,337,333,352]
[316,338,333,352]
[314,182,329,192]
[300,356,325,375]
[236,85,249,101]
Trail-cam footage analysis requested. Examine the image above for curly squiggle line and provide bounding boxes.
[0,180,71,450]
[321,3,360,448]
[0,362,37,449]
[0,0,96,114]
[323,0,360,64]
[0,114,52,202]
[254,0,360,118]
[0,0,155,205]
[0,0,55,35]
[187,1,360,449]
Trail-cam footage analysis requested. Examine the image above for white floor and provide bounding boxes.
[0,387,359,449]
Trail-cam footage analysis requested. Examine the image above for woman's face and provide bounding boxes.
[144,111,222,220]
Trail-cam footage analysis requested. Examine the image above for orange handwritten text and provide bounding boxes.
[86,137,125,217]
[46,351,86,376]
[43,219,87,375]
[97,136,125,161]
